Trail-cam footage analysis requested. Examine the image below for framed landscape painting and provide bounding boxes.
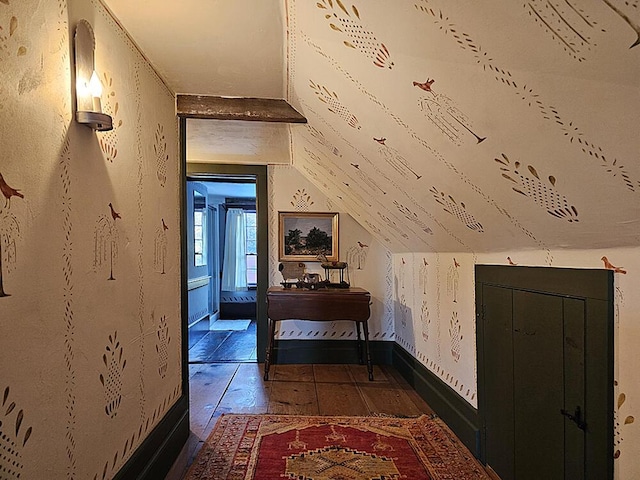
[278,212,338,262]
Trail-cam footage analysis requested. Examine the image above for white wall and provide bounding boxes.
[0,0,181,477]
[393,248,639,476]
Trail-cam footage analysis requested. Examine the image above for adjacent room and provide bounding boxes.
[187,177,258,364]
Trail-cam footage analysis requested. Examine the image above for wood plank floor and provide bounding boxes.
[188,320,257,363]
[166,362,434,479]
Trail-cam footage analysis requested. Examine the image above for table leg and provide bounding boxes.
[362,320,374,381]
[264,317,275,381]
[356,321,363,364]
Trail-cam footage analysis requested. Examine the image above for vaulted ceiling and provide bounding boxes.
[104,0,640,255]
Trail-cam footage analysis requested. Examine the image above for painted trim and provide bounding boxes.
[188,315,209,330]
[187,275,211,290]
[475,265,614,480]
[392,344,480,456]
[272,339,393,365]
[113,396,189,480]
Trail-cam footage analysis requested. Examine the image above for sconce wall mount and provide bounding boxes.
[74,20,112,131]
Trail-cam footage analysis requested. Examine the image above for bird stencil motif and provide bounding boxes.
[414,78,486,145]
[375,138,422,180]
[601,256,627,274]
[155,219,169,274]
[108,202,121,221]
[94,204,120,280]
[0,173,24,208]
[0,173,23,298]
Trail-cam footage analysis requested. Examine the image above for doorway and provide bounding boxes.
[476,265,614,480]
[186,177,259,363]
[185,162,269,367]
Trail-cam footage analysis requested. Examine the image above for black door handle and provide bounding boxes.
[560,406,587,431]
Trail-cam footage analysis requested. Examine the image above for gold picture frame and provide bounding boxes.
[278,212,339,262]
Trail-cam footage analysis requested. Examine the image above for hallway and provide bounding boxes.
[166,362,434,479]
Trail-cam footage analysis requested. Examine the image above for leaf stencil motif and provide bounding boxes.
[0,9,27,62]
[310,81,361,129]
[420,300,431,341]
[156,315,171,378]
[449,311,463,362]
[393,200,433,235]
[317,0,394,69]
[430,187,484,232]
[307,125,342,157]
[99,332,126,418]
[291,188,314,211]
[99,74,122,163]
[496,154,579,222]
[615,390,636,458]
[154,123,168,187]
[0,386,33,479]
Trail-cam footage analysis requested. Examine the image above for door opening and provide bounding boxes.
[184,163,268,369]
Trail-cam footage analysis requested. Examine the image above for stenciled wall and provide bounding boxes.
[268,164,393,341]
[0,0,181,478]
[285,0,639,477]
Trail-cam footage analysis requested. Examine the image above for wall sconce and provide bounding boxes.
[74,20,112,131]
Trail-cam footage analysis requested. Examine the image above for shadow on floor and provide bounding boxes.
[188,318,257,363]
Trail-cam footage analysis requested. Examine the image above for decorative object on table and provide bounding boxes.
[318,254,350,288]
[183,414,492,480]
[278,261,306,288]
[278,211,338,262]
[297,272,323,289]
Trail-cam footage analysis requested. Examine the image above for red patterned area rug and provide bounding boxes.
[184,414,491,480]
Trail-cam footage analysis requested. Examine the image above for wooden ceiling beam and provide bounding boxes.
[177,95,307,123]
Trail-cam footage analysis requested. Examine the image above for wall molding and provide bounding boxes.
[392,344,480,456]
[114,396,189,480]
[187,276,211,290]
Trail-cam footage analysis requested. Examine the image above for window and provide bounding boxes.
[245,211,257,285]
[193,191,207,267]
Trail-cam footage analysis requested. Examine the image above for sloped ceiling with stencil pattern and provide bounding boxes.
[286,0,639,255]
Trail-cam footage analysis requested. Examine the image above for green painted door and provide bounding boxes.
[482,287,586,480]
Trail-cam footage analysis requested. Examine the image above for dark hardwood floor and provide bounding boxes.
[166,358,434,479]
[188,319,257,363]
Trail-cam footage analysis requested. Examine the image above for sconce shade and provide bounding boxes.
[74,20,112,131]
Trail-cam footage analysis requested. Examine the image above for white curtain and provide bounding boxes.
[221,208,248,291]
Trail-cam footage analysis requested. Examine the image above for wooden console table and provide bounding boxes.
[264,286,373,381]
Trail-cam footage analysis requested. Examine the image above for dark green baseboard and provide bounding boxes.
[114,395,189,480]
[392,344,481,457]
[273,339,393,365]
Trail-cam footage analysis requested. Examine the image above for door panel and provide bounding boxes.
[482,285,514,480]
[563,297,586,480]
[476,265,613,480]
[513,291,564,479]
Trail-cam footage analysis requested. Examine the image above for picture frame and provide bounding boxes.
[278,211,339,262]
